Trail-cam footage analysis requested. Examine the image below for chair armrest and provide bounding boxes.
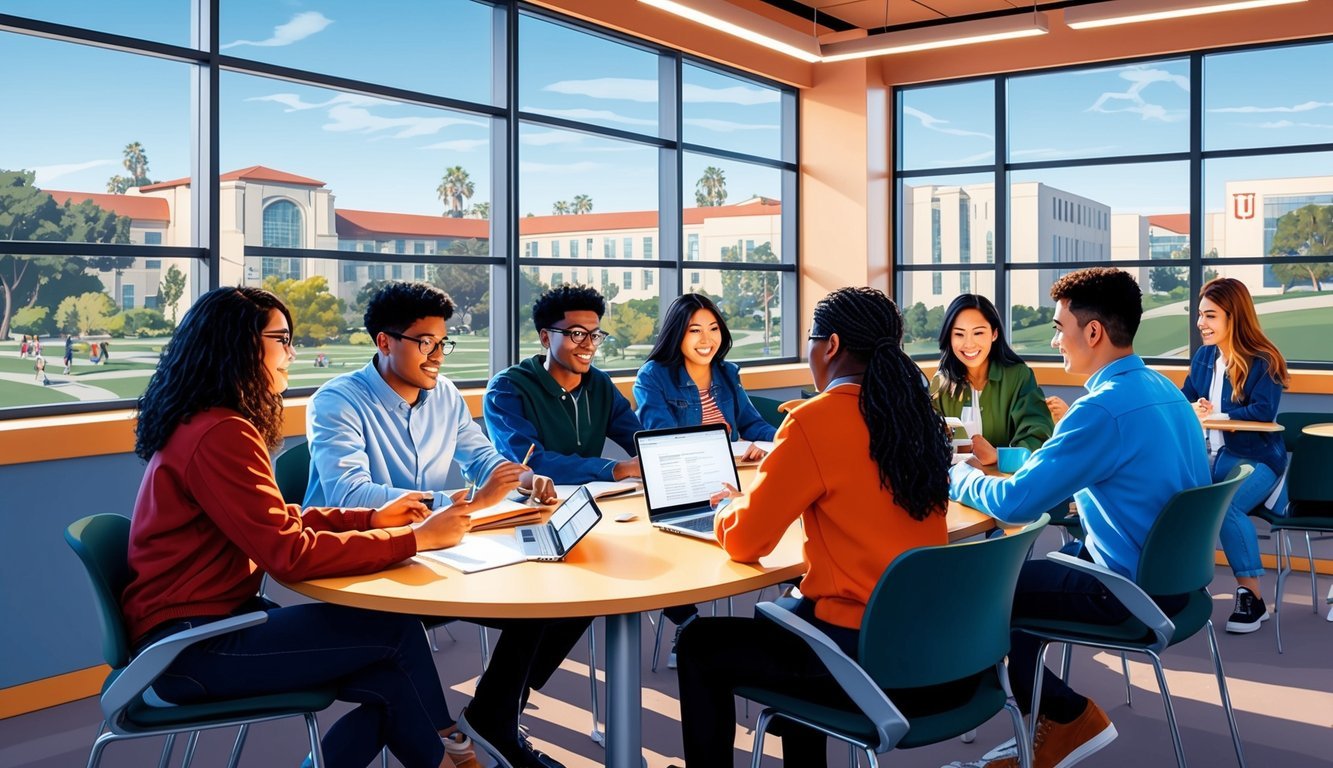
[102,612,268,720]
[1044,552,1174,651]
[755,602,910,750]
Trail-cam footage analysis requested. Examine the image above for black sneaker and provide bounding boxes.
[1226,587,1269,633]
[518,731,565,768]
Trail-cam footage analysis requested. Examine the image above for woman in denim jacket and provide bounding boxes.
[633,293,778,666]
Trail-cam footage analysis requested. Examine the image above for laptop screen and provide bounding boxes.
[635,424,740,518]
[550,485,601,554]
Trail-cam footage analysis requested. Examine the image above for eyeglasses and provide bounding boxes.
[807,333,829,342]
[385,331,456,356]
[546,327,610,346]
[262,331,293,347]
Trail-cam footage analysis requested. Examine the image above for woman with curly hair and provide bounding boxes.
[673,286,953,767]
[122,287,475,768]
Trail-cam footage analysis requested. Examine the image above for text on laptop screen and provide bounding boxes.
[553,487,598,551]
[640,429,737,508]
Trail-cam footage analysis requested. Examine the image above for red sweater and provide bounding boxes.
[716,385,947,630]
[121,408,417,643]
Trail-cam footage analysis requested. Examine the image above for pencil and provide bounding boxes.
[521,442,536,467]
[465,483,476,503]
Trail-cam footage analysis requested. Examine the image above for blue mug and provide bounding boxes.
[996,446,1032,474]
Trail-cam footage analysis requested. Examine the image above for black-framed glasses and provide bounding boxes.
[545,327,610,346]
[262,331,293,347]
[807,333,829,342]
[385,331,456,356]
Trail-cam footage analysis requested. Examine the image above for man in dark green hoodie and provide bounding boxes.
[484,284,642,483]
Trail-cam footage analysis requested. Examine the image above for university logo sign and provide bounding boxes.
[1232,192,1256,220]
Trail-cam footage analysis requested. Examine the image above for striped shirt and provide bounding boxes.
[700,388,729,431]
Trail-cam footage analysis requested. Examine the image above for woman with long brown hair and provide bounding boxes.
[1181,277,1289,635]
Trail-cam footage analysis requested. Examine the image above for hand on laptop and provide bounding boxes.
[370,491,433,529]
[710,482,740,510]
[738,443,768,463]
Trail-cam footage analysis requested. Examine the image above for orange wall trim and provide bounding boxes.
[0,665,106,720]
[1218,552,1333,578]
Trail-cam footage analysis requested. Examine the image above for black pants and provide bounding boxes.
[466,616,593,740]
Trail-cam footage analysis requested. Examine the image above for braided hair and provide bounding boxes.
[812,287,951,521]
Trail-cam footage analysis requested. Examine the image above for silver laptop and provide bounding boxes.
[514,485,603,561]
[635,424,741,541]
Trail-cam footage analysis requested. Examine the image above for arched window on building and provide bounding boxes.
[261,199,303,280]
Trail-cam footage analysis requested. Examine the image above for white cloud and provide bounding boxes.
[540,78,778,107]
[683,82,779,106]
[421,139,489,152]
[1086,66,1189,122]
[519,161,605,174]
[1255,120,1333,130]
[1209,100,1333,114]
[32,159,116,187]
[902,106,991,139]
[523,107,656,127]
[247,92,391,112]
[247,92,484,139]
[222,11,333,50]
[683,118,777,133]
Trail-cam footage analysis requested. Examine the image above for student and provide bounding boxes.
[62,334,72,374]
[483,284,642,484]
[633,293,779,667]
[306,281,582,768]
[948,268,1211,768]
[932,293,1053,464]
[121,286,475,768]
[1181,277,1289,634]
[673,287,952,767]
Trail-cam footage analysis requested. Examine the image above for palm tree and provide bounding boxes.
[572,194,593,215]
[695,166,727,207]
[107,141,153,193]
[436,166,475,218]
[552,200,571,215]
[469,202,490,220]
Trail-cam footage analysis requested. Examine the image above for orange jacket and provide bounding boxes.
[716,384,948,630]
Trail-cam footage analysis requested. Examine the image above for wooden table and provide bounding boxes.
[1201,419,1285,433]
[1302,422,1333,438]
[284,467,998,768]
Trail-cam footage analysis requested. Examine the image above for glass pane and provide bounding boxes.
[221,71,492,277]
[691,270,788,362]
[1,1,190,47]
[1007,268,1189,359]
[220,0,496,105]
[1208,262,1333,364]
[1008,162,1188,263]
[0,34,190,246]
[898,173,995,267]
[1008,60,1190,162]
[1205,40,1333,151]
[0,256,204,411]
[517,124,658,253]
[682,63,782,160]
[516,267,661,370]
[1205,153,1333,264]
[519,13,659,137]
[899,80,995,170]
[683,154,783,263]
[899,271,997,356]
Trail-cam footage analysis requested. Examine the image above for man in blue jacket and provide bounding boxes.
[948,268,1210,768]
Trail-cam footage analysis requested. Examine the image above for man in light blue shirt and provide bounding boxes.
[948,268,1210,768]
[307,282,580,768]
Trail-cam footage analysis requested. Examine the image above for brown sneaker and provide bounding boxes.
[443,728,480,768]
[983,700,1116,768]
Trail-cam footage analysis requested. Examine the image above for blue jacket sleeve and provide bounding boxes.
[483,377,618,484]
[1180,348,1205,402]
[633,364,681,430]
[725,364,778,442]
[1225,357,1282,422]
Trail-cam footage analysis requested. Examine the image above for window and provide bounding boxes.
[603,238,615,258]
[643,237,653,260]
[121,284,135,311]
[145,259,162,269]
[687,234,699,261]
[144,234,162,246]
[623,237,633,259]
[643,270,654,288]
[623,271,633,289]
[551,240,560,258]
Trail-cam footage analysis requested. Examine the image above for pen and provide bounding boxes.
[465,483,476,503]
[521,442,536,467]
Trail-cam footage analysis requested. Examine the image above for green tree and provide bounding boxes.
[432,261,490,330]
[903,301,930,343]
[1269,203,1333,291]
[552,200,570,215]
[469,202,490,220]
[0,169,133,339]
[106,141,155,193]
[262,275,347,345]
[571,194,593,215]
[10,305,49,335]
[1149,267,1186,294]
[602,297,657,346]
[120,307,172,336]
[56,291,118,335]
[695,166,727,207]
[436,166,475,218]
[158,263,186,324]
[719,241,779,352]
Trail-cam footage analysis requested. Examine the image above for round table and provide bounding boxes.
[1301,422,1333,438]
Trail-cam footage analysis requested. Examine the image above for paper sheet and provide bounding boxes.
[417,534,525,573]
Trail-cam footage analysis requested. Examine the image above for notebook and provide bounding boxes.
[513,485,603,561]
[635,423,740,541]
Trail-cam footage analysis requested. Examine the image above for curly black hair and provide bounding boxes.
[135,287,291,460]
[532,284,606,330]
[645,293,732,368]
[812,286,951,522]
[1049,267,1142,347]
[935,293,1026,399]
[363,281,455,338]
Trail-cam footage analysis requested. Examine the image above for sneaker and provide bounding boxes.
[518,731,566,768]
[445,729,481,768]
[980,700,1116,768]
[1226,587,1269,634]
[667,613,697,670]
[457,710,559,768]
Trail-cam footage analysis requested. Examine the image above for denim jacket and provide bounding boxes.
[1180,344,1286,477]
[633,359,777,442]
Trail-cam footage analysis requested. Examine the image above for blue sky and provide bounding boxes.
[1,1,784,220]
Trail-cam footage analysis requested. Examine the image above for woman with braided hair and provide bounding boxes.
[672,286,953,767]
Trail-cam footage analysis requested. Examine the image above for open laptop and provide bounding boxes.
[635,423,741,541]
[514,485,603,561]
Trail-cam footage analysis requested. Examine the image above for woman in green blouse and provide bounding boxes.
[931,294,1053,466]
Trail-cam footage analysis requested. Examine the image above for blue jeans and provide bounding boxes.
[1212,453,1280,580]
[149,604,451,768]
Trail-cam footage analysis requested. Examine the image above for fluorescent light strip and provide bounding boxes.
[637,0,822,63]
[821,13,1049,62]
[1066,0,1307,29]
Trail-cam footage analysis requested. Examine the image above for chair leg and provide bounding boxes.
[381,746,390,767]
[864,748,879,768]
[750,710,775,768]
[1146,651,1188,768]
[1275,530,1291,653]
[156,733,176,768]
[85,731,116,768]
[650,609,666,673]
[180,731,200,768]
[588,622,604,745]
[848,743,858,767]
[441,623,457,642]
[225,724,249,768]
[305,712,326,768]
[1004,699,1033,768]
[1058,644,1072,684]
[478,626,491,672]
[429,626,439,652]
[1306,531,1319,614]
[1028,641,1050,749]
[1121,652,1133,707]
[1205,620,1247,768]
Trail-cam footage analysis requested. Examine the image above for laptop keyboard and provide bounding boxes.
[672,515,714,533]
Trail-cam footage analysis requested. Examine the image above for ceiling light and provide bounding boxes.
[637,0,822,63]
[820,12,1050,62]
[1065,0,1307,30]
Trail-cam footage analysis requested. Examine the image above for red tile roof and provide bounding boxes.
[518,198,782,236]
[43,190,170,221]
[139,165,326,191]
[1148,214,1189,235]
[336,209,490,239]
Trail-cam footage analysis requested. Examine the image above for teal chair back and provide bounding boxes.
[64,514,134,669]
[275,441,311,505]
[1286,429,1333,507]
[1136,466,1249,597]
[858,515,1048,690]
[748,395,786,430]
[1276,411,1329,454]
